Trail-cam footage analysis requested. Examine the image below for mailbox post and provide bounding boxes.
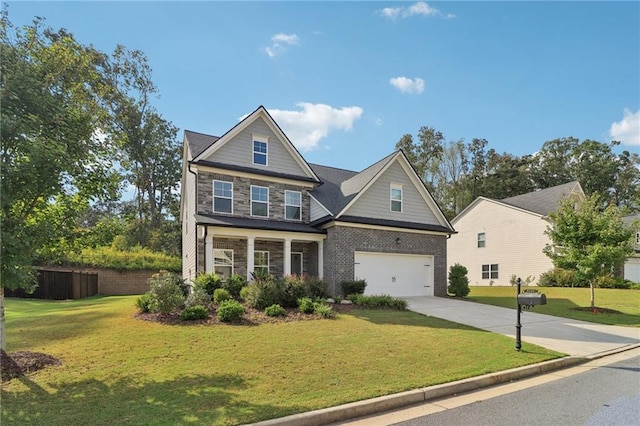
[515,277,547,351]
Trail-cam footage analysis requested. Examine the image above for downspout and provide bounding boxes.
[187,162,200,276]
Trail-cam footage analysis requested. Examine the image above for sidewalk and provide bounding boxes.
[252,297,640,426]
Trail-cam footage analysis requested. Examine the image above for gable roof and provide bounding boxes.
[310,150,454,232]
[188,105,320,183]
[500,181,584,216]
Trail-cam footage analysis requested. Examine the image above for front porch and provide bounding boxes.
[197,226,325,280]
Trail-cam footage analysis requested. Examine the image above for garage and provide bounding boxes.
[624,257,640,284]
[354,251,434,297]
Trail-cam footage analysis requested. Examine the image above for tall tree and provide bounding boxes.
[0,15,120,348]
[435,140,469,218]
[544,195,634,309]
[530,137,579,189]
[481,150,534,200]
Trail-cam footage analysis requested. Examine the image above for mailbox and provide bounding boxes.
[517,292,547,306]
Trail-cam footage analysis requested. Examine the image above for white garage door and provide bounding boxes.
[624,257,640,283]
[354,252,434,297]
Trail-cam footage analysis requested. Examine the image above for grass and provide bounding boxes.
[466,286,640,326]
[2,296,562,425]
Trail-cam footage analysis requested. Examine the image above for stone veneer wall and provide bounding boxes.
[323,225,448,296]
[35,267,159,295]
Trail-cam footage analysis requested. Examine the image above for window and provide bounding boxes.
[253,139,268,166]
[254,251,269,274]
[482,264,499,279]
[213,249,233,280]
[285,190,302,221]
[477,232,486,248]
[213,180,233,213]
[390,184,403,212]
[251,185,269,217]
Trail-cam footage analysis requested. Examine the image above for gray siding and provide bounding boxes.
[197,171,311,223]
[323,225,448,297]
[310,197,330,222]
[343,161,439,224]
[204,117,309,178]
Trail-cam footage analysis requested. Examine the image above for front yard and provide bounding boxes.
[467,287,640,326]
[1,296,561,425]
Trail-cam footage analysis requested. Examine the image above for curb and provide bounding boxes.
[251,344,640,426]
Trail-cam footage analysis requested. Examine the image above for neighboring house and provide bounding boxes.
[622,213,640,283]
[447,181,585,286]
[180,106,455,297]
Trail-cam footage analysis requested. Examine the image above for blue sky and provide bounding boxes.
[7,1,640,172]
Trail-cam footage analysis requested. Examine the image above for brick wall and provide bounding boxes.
[35,267,159,295]
[323,225,448,296]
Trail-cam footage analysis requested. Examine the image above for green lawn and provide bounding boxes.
[467,286,640,326]
[2,296,561,425]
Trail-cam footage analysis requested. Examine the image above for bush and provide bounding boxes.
[304,276,329,299]
[185,287,211,308]
[194,273,223,295]
[593,275,633,289]
[180,305,209,321]
[539,268,581,287]
[341,279,367,296]
[217,299,245,322]
[447,263,470,297]
[213,288,231,304]
[313,302,335,319]
[224,274,246,298]
[239,286,250,301]
[135,293,153,313]
[243,274,283,309]
[158,271,189,297]
[147,271,185,314]
[66,246,182,272]
[352,294,407,310]
[264,304,287,317]
[281,275,308,308]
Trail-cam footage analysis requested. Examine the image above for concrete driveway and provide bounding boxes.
[403,296,640,357]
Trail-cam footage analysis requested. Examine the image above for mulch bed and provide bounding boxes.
[136,303,359,326]
[1,349,62,382]
[571,306,622,314]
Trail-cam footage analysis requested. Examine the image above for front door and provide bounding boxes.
[291,252,303,276]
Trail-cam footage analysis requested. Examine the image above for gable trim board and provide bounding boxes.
[319,217,454,236]
[193,106,320,183]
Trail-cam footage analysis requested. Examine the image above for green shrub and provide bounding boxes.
[313,302,335,319]
[224,274,246,298]
[185,287,211,308]
[264,304,287,317]
[158,271,189,297]
[180,305,209,321]
[539,268,581,287]
[148,271,185,314]
[298,297,315,314]
[352,294,407,310]
[135,293,153,313]
[213,288,231,304]
[281,275,308,307]
[66,246,181,272]
[243,275,283,309]
[594,275,632,289]
[304,276,329,299]
[340,279,366,296]
[217,299,245,322]
[239,286,250,301]
[448,263,470,297]
[194,273,223,295]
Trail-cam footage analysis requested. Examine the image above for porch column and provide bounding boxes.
[284,238,292,276]
[247,236,255,280]
[205,231,213,274]
[317,239,324,279]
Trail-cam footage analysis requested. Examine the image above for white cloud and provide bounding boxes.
[390,76,425,94]
[609,109,640,146]
[264,33,300,58]
[268,103,364,151]
[378,2,449,20]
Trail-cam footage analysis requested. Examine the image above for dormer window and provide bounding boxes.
[253,138,268,166]
[390,184,403,212]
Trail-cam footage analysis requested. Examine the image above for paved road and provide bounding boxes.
[393,350,640,426]
[403,296,640,356]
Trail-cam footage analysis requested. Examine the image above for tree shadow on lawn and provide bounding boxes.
[1,372,299,426]
[346,309,486,332]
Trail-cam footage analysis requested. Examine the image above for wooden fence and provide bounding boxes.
[5,269,98,300]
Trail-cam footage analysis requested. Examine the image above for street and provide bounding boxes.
[337,348,640,426]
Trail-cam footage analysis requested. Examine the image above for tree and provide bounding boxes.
[530,137,579,190]
[543,194,634,309]
[0,15,121,349]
